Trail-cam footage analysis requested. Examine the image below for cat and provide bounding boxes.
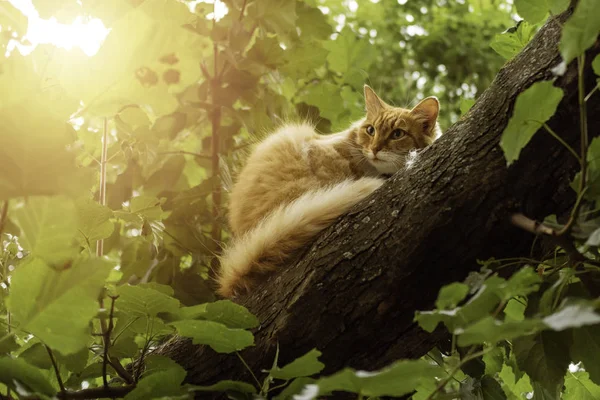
[217,85,441,297]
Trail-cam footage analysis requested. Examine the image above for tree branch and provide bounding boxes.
[156,8,600,391]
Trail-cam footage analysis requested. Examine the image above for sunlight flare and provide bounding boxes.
[6,0,109,56]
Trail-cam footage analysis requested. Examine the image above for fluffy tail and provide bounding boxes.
[217,177,384,297]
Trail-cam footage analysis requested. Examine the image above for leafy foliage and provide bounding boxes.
[0,0,598,399]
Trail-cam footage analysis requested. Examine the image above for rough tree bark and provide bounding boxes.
[159,8,600,389]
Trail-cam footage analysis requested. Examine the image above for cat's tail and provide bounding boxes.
[216,177,384,297]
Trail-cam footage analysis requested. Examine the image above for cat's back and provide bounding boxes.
[229,123,347,235]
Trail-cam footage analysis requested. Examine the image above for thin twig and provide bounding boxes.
[585,85,598,102]
[557,55,589,237]
[425,347,492,400]
[510,213,586,263]
[236,352,262,390]
[102,296,118,388]
[108,356,134,384]
[239,0,248,20]
[542,123,580,162]
[210,3,223,249]
[46,346,66,394]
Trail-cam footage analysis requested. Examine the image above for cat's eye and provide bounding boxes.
[366,125,375,136]
[391,129,406,139]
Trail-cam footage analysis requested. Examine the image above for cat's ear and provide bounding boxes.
[364,85,385,118]
[411,96,439,136]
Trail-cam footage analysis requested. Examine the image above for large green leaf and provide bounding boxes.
[324,26,377,79]
[499,363,533,399]
[564,371,600,399]
[75,197,114,247]
[571,325,600,384]
[513,331,571,397]
[169,320,254,353]
[559,0,600,65]
[270,349,325,380]
[0,357,56,397]
[308,359,441,398]
[435,282,469,310]
[500,80,564,165]
[11,196,78,265]
[542,301,600,330]
[514,0,547,24]
[175,300,259,329]
[188,380,257,395]
[457,316,545,346]
[7,257,113,355]
[117,285,180,317]
[124,362,186,400]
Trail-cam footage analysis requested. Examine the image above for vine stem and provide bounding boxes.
[210,3,223,249]
[425,347,492,400]
[542,123,580,162]
[96,117,108,257]
[557,55,588,237]
[102,296,118,388]
[46,345,66,394]
[236,352,262,390]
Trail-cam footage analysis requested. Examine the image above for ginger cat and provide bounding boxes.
[217,86,441,297]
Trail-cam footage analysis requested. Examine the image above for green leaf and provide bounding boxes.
[170,320,254,353]
[324,26,377,78]
[564,371,600,399]
[75,197,114,247]
[513,331,571,396]
[490,21,538,60]
[542,300,600,330]
[457,316,545,346]
[117,285,180,317]
[582,137,600,198]
[499,363,533,399]
[270,349,325,380]
[129,195,164,221]
[559,0,600,65]
[500,80,564,165]
[483,346,504,376]
[571,325,600,384]
[310,359,441,398]
[514,0,547,23]
[504,298,526,322]
[0,357,56,397]
[273,377,316,400]
[435,282,469,310]
[297,81,344,123]
[12,196,78,265]
[124,362,186,400]
[175,300,259,329]
[593,55,600,76]
[19,342,53,370]
[7,257,113,355]
[481,375,508,400]
[188,380,257,395]
[501,267,542,300]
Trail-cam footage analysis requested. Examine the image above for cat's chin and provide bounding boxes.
[369,159,400,175]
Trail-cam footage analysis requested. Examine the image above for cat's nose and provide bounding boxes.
[370,148,379,159]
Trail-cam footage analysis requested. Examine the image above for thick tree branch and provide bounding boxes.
[158,9,600,392]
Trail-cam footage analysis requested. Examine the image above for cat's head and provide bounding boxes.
[355,85,440,174]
